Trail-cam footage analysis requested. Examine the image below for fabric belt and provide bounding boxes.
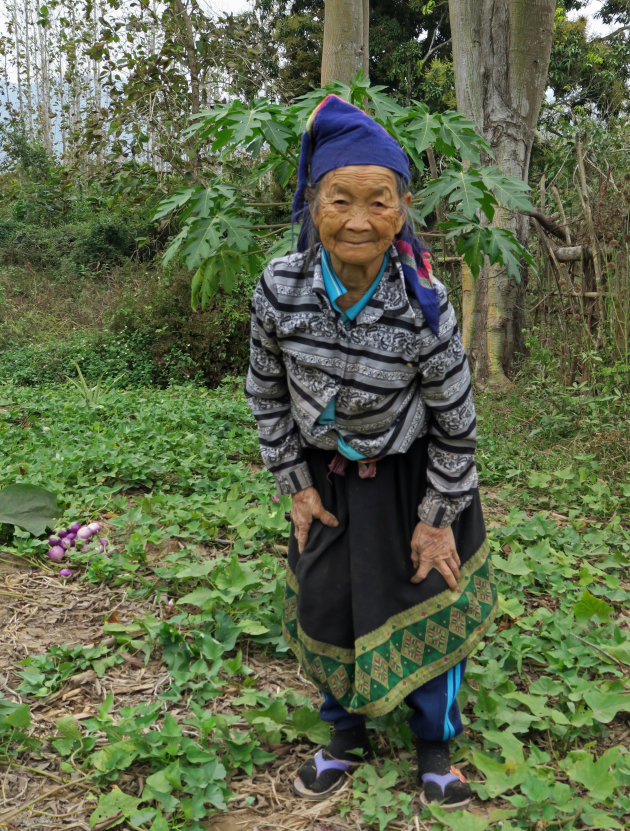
[328,452,385,479]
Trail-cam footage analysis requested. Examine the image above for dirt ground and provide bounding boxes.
[0,552,502,831]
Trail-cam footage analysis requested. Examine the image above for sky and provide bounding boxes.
[206,0,252,14]
[208,0,617,35]
[566,1,616,36]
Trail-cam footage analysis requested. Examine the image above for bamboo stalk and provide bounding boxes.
[576,139,606,336]
[551,185,572,246]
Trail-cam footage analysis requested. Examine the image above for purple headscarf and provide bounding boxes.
[291,94,440,336]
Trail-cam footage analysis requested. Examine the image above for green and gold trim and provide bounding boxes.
[282,539,497,717]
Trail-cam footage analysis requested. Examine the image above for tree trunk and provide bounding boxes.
[35,0,52,154]
[448,0,555,388]
[58,43,66,158]
[172,0,200,115]
[12,0,24,124]
[321,0,368,85]
[23,0,34,138]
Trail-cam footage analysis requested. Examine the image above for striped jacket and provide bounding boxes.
[245,244,478,528]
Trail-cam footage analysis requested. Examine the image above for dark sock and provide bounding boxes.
[297,725,372,793]
[416,738,471,805]
[327,723,372,761]
[415,738,452,775]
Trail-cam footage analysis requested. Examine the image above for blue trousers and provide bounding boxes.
[320,659,466,743]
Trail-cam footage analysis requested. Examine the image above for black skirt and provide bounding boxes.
[282,437,497,717]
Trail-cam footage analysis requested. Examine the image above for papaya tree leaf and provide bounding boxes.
[479,166,533,212]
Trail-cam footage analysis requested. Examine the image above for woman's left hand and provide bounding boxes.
[410,522,461,590]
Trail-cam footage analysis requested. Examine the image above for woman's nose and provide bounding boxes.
[345,204,371,229]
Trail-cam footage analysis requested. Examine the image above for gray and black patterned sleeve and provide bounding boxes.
[245,268,314,495]
[416,284,478,528]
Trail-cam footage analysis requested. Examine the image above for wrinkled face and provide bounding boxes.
[311,165,411,272]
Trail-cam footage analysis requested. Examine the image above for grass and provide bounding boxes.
[0,375,628,830]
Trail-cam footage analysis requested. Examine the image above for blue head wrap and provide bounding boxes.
[291,94,440,336]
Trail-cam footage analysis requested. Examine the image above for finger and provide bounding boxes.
[453,549,461,567]
[410,562,430,584]
[297,529,306,554]
[446,556,460,580]
[318,509,339,528]
[439,562,458,591]
[296,522,310,554]
[410,549,420,569]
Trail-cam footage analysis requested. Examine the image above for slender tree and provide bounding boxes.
[22,0,34,137]
[35,0,52,153]
[320,0,368,84]
[11,0,24,123]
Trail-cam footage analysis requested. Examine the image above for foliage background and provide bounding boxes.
[0,2,628,829]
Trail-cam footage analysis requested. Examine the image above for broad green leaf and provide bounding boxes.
[450,222,486,277]
[529,677,564,696]
[470,750,527,798]
[292,706,332,745]
[90,787,142,828]
[90,740,141,773]
[177,587,216,610]
[520,769,553,801]
[173,560,217,579]
[479,166,533,212]
[143,762,182,812]
[152,186,196,221]
[246,700,288,725]
[604,642,630,666]
[161,713,182,738]
[436,111,486,162]
[573,589,613,623]
[260,119,293,155]
[55,714,82,741]
[580,808,623,829]
[561,747,623,801]
[583,689,630,723]
[408,109,440,155]
[161,227,188,267]
[426,803,490,830]
[492,549,532,576]
[447,171,490,219]
[0,701,30,728]
[0,484,58,536]
[129,811,157,827]
[483,729,525,762]
[238,620,269,635]
[149,812,169,831]
[498,595,525,617]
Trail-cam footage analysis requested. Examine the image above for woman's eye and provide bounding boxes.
[334,199,348,206]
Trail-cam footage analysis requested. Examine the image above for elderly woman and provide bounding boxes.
[245,95,497,808]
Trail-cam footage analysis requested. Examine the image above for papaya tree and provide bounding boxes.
[154,75,534,311]
[448,0,556,386]
[320,0,369,84]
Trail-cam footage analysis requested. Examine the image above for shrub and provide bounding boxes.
[0,330,156,387]
[72,216,148,269]
[110,267,254,386]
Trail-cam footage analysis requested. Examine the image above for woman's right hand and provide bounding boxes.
[291,486,339,553]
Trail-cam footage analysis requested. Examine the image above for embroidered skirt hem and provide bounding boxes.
[281,438,498,717]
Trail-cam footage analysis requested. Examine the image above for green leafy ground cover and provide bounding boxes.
[0,378,628,831]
